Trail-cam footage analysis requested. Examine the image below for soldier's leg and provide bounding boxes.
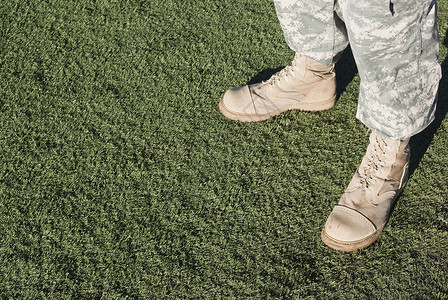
[274,0,349,65]
[219,0,349,122]
[321,0,441,251]
[343,0,441,140]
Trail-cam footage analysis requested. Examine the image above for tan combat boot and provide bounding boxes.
[321,131,411,251]
[219,54,336,122]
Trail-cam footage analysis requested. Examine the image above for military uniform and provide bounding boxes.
[274,0,441,140]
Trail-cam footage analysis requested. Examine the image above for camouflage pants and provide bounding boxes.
[274,0,442,140]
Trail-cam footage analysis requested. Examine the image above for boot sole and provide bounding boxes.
[320,226,384,252]
[218,95,336,122]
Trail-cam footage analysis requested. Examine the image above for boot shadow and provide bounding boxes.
[246,46,358,100]
[408,31,448,177]
[247,66,284,85]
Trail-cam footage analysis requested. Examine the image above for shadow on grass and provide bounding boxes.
[408,31,448,176]
[246,46,358,100]
[247,66,283,85]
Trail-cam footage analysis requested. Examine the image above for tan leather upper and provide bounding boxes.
[220,54,336,121]
[324,132,410,243]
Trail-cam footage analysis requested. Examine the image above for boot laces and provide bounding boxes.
[269,54,300,86]
[268,59,299,87]
[356,136,391,191]
[267,56,333,88]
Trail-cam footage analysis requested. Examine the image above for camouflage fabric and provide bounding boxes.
[274,0,442,140]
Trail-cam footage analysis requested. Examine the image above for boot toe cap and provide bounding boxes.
[323,205,377,243]
[221,85,255,115]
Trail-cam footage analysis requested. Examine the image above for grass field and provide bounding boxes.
[1,0,448,298]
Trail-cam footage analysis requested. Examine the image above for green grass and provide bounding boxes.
[1,0,448,298]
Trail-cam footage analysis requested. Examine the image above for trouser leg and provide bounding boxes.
[274,0,441,140]
[339,0,442,140]
[274,0,349,66]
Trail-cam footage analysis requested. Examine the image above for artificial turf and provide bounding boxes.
[1,0,448,298]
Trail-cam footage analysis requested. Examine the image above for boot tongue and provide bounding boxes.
[290,54,306,78]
